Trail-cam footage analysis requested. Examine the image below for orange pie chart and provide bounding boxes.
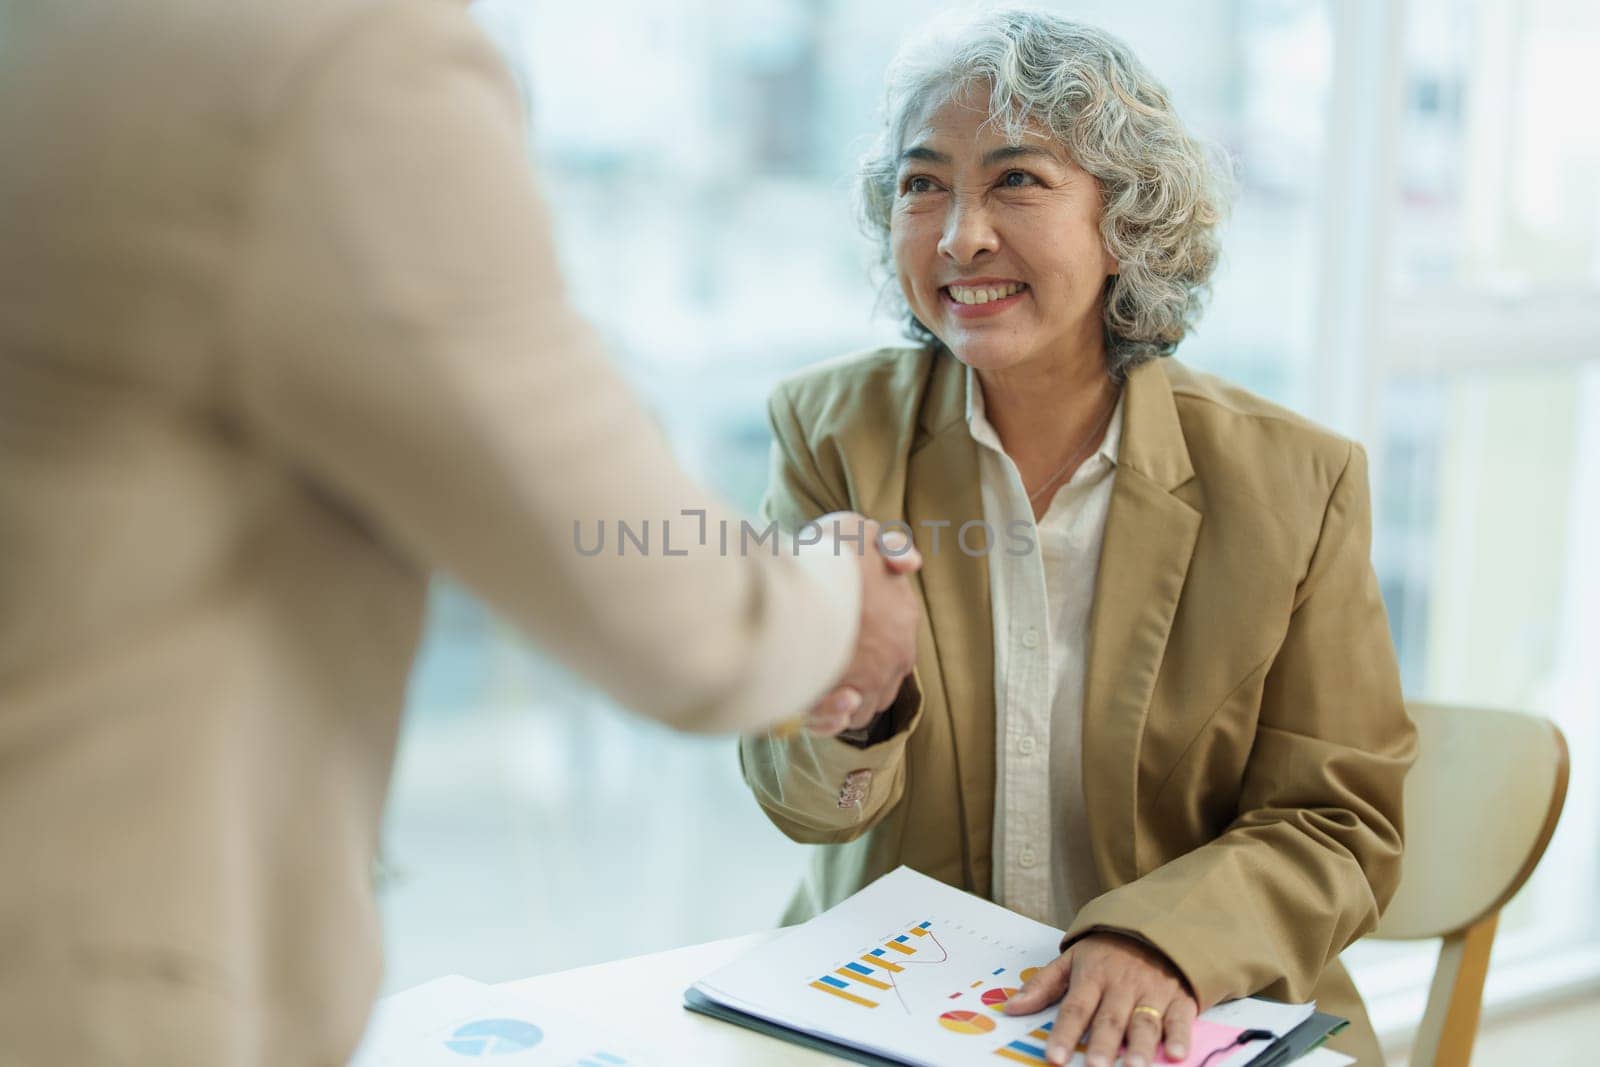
[982,986,1020,1010]
[937,1010,996,1035]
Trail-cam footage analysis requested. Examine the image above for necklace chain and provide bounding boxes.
[1025,389,1121,506]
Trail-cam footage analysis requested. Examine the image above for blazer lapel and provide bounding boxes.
[905,352,996,894]
[1084,360,1201,888]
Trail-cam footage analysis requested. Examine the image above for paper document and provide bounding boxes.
[691,866,1316,1067]
[349,975,682,1066]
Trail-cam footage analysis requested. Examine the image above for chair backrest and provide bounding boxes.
[1369,702,1568,1067]
[1374,702,1569,941]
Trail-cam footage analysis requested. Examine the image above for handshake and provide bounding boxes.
[798,513,925,739]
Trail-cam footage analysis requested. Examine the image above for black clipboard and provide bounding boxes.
[685,987,907,1066]
[685,986,1347,1066]
[1246,1011,1348,1066]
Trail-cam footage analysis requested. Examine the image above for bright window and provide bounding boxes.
[1342,0,1600,1031]
[380,3,1600,1040]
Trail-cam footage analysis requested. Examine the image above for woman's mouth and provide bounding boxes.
[941,281,1028,317]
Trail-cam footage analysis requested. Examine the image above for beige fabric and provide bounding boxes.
[741,347,1417,1065]
[0,1,860,1063]
[967,368,1123,923]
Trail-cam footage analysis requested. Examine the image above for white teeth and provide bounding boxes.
[949,282,1024,305]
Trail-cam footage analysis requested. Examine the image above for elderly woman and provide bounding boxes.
[739,9,1416,1067]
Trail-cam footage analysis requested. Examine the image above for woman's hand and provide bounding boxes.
[805,522,922,737]
[1004,932,1197,1067]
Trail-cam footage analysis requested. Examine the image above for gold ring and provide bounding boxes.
[1131,1005,1164,1024]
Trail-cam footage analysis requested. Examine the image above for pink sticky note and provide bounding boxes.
[1156,1019,1247,1066]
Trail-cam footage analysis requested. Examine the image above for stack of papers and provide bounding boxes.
[690,867,1325,1067]
[350,974,679,1066]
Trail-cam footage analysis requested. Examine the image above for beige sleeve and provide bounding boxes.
[738,386,924,843]
[1059,444,1416,1008]
[224,0,858,733]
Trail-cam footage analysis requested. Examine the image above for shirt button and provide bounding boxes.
[1021,628,1039,649]
[1019,846,1038,869]
[1018,736,1037,756]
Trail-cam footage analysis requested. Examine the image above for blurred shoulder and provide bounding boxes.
[1162,359,1363,515]
[103,0,503,124]
[256,0,511,114]
[1158,358,1369,543]
[4,0,503,188]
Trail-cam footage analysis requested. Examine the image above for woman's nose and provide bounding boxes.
[936,197,1000,264]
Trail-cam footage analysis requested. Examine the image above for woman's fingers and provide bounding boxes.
[1164,994,1198,1061]
[1120,994,1166,1067]
[1013,934,1197,1067]
[1044,976,1101,1065]
[803,687,862,735]
[877,528,922,574]
[848,689,889,730]
[1081,985,1135,1067]
[804,682,901,735]
[1002,949,1073,1015]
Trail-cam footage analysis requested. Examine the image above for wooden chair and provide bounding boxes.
[1369,702,1569,1067]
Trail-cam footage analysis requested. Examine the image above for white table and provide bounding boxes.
[502,930,834,1064]
[500,932,1355,1066]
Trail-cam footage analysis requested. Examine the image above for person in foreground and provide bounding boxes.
[740,9,1417,1065]
[0,1,923,1064]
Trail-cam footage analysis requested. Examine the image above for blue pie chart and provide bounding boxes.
[444,1018,544,1056]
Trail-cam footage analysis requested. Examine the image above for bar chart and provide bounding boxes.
[807,920,946,1012]
[991,1020,1063,1065]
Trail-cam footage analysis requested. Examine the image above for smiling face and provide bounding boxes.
[889,84,1116,377]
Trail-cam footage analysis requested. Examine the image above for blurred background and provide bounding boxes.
[382,0,1600,1058]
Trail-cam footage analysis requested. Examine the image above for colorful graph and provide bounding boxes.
[809,974,879,1008]
[808,920,943,1012]
[838,962,892,990]
[981,987,1019,1012]
[443,1018,543,1056]
[993,1020,1073,1065]
[937,1010,996,1035]
[1019,967,1041,984]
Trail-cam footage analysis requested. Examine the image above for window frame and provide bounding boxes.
[1322,0,1600,1041]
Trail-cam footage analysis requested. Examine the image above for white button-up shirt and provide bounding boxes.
[966,365,1123,927]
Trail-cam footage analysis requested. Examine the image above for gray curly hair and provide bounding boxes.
[858,7,1233,377]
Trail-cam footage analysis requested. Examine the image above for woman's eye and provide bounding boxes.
[904,176,936,194]
[1001,170,1038,188]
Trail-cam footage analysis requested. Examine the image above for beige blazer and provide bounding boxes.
[741,347,1417,1064]
[0,2,856,1064]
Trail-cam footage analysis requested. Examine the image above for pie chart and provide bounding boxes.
[937,1009,996,1035]
[444,1018,544,1056]
[983,987,1020,1011]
